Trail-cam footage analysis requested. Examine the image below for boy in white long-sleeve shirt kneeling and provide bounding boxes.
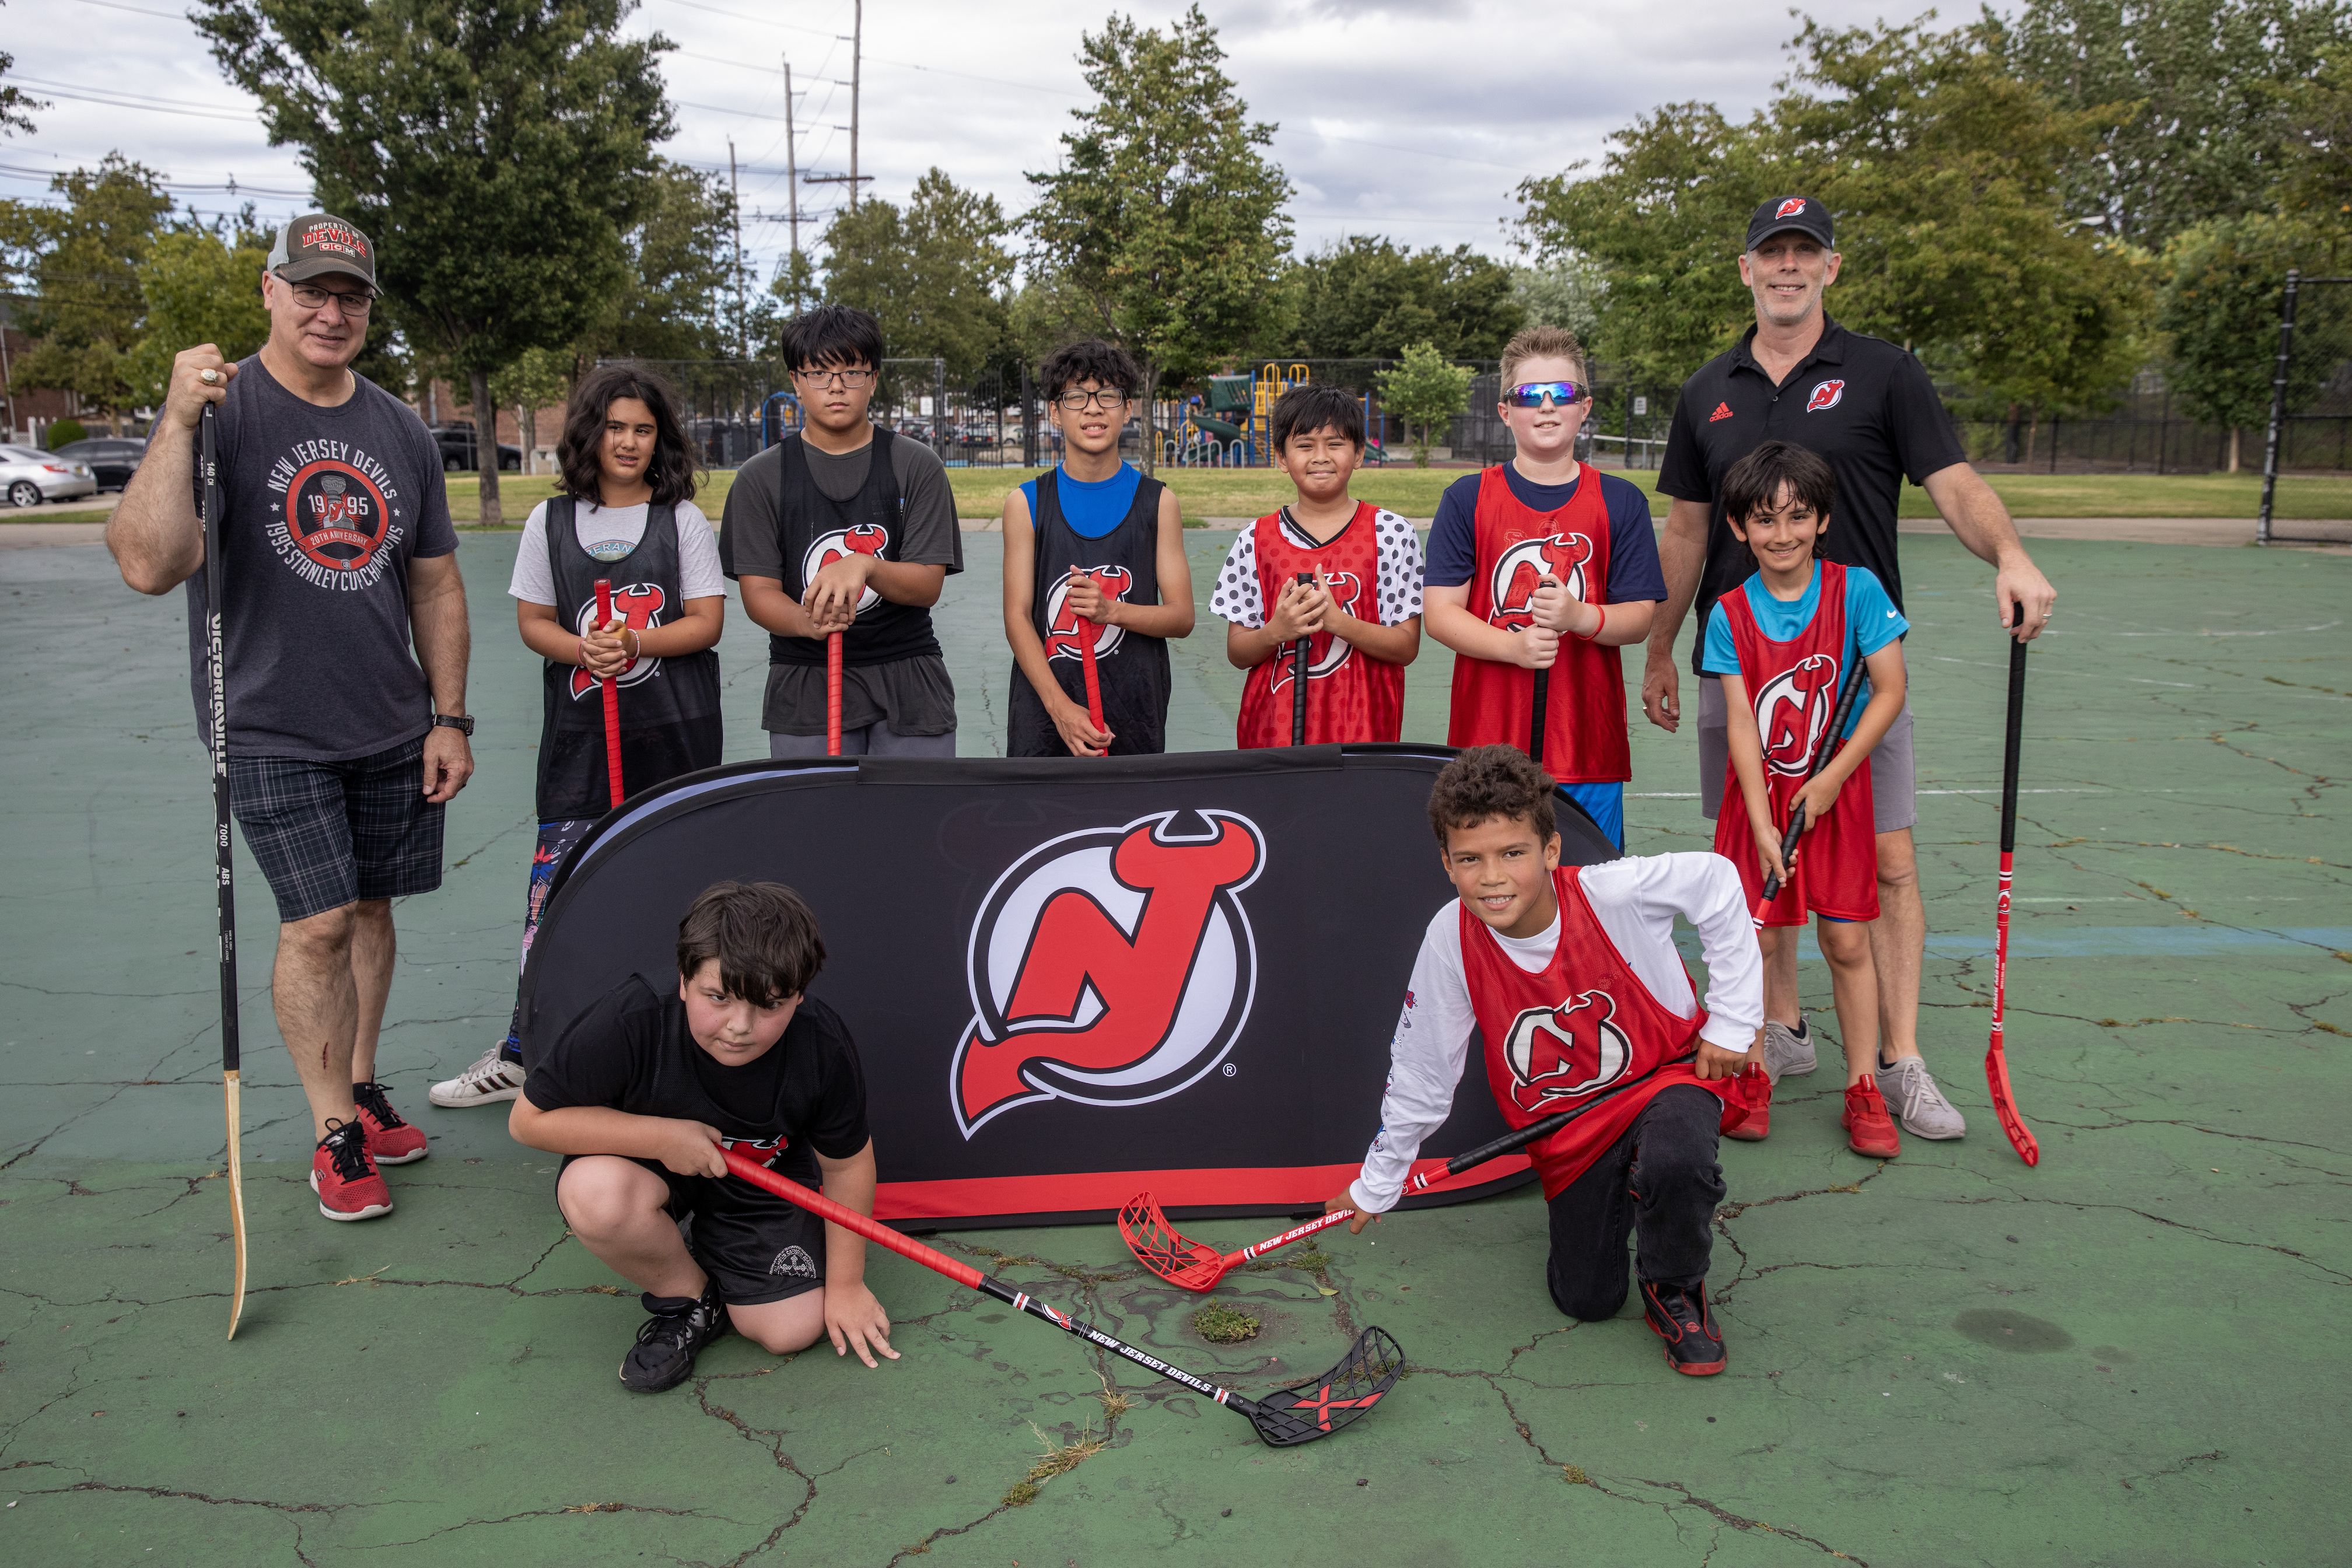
[1324,746,1766,1376]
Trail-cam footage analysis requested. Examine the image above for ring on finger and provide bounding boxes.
[200,368,220,385]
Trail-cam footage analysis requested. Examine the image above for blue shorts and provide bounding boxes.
[1559,781,1623,852]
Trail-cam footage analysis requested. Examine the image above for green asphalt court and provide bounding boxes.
[2,524,2345,1566]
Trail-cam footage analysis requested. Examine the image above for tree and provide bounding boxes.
[1026,5,1293,467]
[125,212,273,408]
[489,346,570,475]
[1377,342,1473,467]
[0,2,46,138]
[7,155,174,432]
[1292,237,1522,360]
[200,0,676,524]
[2013,0,2352,246]
[2156,214,2350,468]
[587,159,737,363]
[820,167,1014,379]
[1508,256,1606,346]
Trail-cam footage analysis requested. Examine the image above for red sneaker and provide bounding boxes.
[312,1118,393,1221]
[1723,1098,1770,1140]
[1843,1075,1902,1158]
[1721,1065,1771,1141]
[352,1080,428,1165]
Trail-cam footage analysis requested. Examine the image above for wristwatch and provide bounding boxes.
[432,713,476,736]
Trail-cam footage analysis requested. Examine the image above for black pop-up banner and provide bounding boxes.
[523,744,1619,1229]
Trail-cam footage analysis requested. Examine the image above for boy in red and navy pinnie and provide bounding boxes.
[1211,385,1423,746]
[1703,441,1910,1157]
[1323,747,1765,1377]
[1423,326,1665,849]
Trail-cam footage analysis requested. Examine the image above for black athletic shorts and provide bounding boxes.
[564,1154,829,1307]
[228,734,445,923]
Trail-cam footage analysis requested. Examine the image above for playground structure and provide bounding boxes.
[760,389,803,449]
[1162,361,1390,467]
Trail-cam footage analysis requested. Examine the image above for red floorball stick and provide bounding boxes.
[717,1146,1402,1446]
[826,629,844,758]
[1076,572,1106,751]
[594,579,625,809]
[1986,615,2041,1166]
[1121,1060,1768,1292]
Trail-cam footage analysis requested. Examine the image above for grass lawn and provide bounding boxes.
[437,466,2352,524]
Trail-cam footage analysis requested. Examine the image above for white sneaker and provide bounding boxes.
[1760,1019,1817,1083]
[1878,1055,1966,1139]
[429,1047,527,1108]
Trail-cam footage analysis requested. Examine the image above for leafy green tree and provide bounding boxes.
[1026,5,1293,467]
[1377,342,1474,467]
[489,345,571,475]
[1777,15,2149,415]
[2156,214,2349,468]
[125,213,273,408]
[2277,41,2352,230]
[200,0,676,524]
[589,159,737,363]
[0,2,45,138]
[820,167,1014,379]
[1292,237,1522,360]
[2013,0,2351,246]
[1508,257,1606,346]
[47,418,87,448]
[7,155,174,431]
[1517,103,1787,383]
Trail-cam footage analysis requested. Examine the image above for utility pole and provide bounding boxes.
[849,0,862,212]
[783,55,800,289]
[728,139,746,358]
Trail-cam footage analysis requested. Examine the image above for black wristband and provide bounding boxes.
[432,713,475,736]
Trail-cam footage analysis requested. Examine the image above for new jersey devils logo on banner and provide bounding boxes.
[950,810,1265,1137]
[1044,566,1133,662]
[568,583,668,697]
[1754,653,1840,776]
[1489,534,1593,628]
[1270,572,1364,690]
[802,523,889,614]
[1502,989,1631,1113]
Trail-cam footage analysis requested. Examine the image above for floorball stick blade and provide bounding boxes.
[225,1069,248,1338]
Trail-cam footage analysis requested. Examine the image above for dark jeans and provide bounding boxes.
[1546,1084,1726,1320]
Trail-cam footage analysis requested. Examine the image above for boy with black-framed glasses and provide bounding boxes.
[999,340,1194,757]
[1422,326,1667,849]
[719,305,965,758]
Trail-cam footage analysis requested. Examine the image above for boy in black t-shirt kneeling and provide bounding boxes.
[511,881,897,1392]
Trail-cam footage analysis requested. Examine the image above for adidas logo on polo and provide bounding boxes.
[1708,402,1734,423]
[769,1245,817,1279]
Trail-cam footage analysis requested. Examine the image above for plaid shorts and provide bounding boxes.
[228,734,446,923]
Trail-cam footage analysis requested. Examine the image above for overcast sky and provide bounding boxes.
[5,0,1957,287]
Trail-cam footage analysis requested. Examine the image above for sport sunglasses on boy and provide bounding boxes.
[1504,380,1591,408]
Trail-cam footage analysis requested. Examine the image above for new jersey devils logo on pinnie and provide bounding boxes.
[949,811,1265,1137]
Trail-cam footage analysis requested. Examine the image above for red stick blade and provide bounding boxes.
[1984,1043,2040,1166]
[1117,1192,1226,1292]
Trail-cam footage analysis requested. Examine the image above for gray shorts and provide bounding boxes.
[769,724,956,760]
[1696,675,1916,833]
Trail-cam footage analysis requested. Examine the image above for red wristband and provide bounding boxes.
[1572,603,1606,642]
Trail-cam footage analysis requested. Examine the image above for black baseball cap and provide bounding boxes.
[268,213,377,288]
[1745,195,1834,251]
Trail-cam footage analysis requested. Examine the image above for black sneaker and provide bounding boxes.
[619,1278,729,1393]
[1642,1280,1726,1376]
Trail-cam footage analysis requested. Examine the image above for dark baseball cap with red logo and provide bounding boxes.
[268,213,377,288]
[1745,195,1835,251]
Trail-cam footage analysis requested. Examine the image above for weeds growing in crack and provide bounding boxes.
[1094,1370,1131,1422]
[1193,1303,1260,1343]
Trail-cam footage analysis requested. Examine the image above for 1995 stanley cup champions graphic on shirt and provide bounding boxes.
[950,811,1265,1137]
[266,442,407,590]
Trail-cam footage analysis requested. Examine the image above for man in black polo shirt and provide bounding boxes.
[1642,195,2057,1144]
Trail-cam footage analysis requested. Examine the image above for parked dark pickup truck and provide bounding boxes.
[430,423,522,472]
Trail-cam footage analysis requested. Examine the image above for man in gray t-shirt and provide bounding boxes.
[720,306,963,757]
[107,212,474,1222]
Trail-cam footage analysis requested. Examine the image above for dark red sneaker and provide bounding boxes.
[1721,1065,1772,1141]
[1642,1280,1726,1376]
[352,1080,428,1165]
[312,1118,393,1221]
[1843,1074,1902,1159]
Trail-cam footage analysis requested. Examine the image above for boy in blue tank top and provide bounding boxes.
[1000,340,1194,755]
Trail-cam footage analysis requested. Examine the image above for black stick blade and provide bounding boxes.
[1240,1326,1405,1447]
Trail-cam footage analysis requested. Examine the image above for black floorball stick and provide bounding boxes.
[1986,609,2041,1166]
[1121,1056,1768,1290]
[1527,576,1556,766]
[1760,624,1866,904]
[1290,571,1313,745]
[718,1146,1403,1447]
[201,401,249,1340]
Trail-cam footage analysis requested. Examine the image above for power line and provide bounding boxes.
[12,76,254,123]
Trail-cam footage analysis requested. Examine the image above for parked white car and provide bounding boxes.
[1,446,100,507]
